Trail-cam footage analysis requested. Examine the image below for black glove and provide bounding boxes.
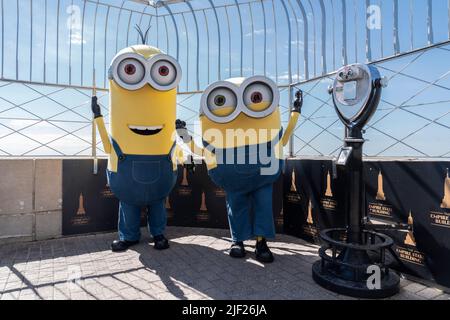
[92,96,102,119]
[176,119,192,143]
[292,90,303,114]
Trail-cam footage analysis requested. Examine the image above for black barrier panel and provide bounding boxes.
[62,159,119,236]
[63,160,284,236]
[283,159,450,288]
[283,160,346,242]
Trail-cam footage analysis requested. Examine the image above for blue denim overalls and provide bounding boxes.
[107,139,178,241]
[204,130,284,242]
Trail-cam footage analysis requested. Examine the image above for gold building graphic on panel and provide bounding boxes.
[404,211,416,247]
[76,193,86,216]
[290,169,298,192]
[376,171,386,201]
[181,167,189,187]
[325,171,333,197]
[200,192,208,212]
[441,169,450,209]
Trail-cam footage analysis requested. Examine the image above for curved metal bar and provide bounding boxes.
[202,10,210,85]
[115,1,127,54]
[249,3,255,76]
[15,0,19,80]
[56,0,60,83]
[280,0,292,84]
[163,4,179,60]
[92,1,99,86]
[307,0,317,76]
[295,0,309,80]
[319,0,327,74]
[225,7,232,79]
[29,0,33,81]
[185,1,200,90]
[163,16,169,53]
[393,0,400,54]
[330,0,336,71]
[103,6,111,87]
[427,0,434,45]
[181,13,189,90]
[1,0,4,78]
[233,0,244,77]
[287,0,300,83]
[341,0,348,65]
[271,0,278,83]
[207,0,221,80]
[366,0,372,62]
[125,9,133,47]
[69,0,74,85]
[261,0,267,77]
[80,0,87,86]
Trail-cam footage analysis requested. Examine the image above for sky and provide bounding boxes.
[0,0,449,157]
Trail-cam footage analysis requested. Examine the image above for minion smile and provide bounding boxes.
[128,125,164,136]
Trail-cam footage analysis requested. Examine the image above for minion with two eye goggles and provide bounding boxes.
[200,76,303,263]
[92,45,185,252]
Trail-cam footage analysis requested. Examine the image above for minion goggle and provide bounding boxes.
[200,76,280,124]
[108,52,182,91]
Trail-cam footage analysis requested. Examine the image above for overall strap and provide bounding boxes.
[203,140,216,155]
[111,138,126,162]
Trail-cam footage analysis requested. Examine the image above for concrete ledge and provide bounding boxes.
[35,159,62,212]
[0,213,34,242]
[36,211,62,241]
[0,159,34,215]
[0,159,63,243]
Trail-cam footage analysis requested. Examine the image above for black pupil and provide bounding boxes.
[251,92,263,104]
[159,66,169,76]
[125,64,136,75]
[215,95,226,107]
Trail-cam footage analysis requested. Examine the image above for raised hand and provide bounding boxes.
[292,89,303,114]
[92,96,102,119]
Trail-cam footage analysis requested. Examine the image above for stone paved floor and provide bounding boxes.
[0,227,448,300]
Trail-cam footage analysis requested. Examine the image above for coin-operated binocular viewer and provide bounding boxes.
[312,64,400,298]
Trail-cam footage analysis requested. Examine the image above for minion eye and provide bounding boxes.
[243,82,273,111]
[117,58,145,85]
[207,88,237,117]
[151,60,177,87]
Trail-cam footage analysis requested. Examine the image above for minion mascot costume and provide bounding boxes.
[200,77,303,263]
[91,41,185,252]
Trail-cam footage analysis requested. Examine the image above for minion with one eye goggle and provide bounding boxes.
[92,45,186,253]
[199,76,303,263]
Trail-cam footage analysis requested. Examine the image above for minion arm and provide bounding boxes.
[92,97,112,154]
[281,90,303,147]
[95,116,112,154]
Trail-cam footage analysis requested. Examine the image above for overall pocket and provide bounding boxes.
[132,161,161,184]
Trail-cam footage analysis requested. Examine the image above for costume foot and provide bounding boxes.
[154,235,170,251]
[255,239,274,263]
[229,242,246,259]
[111,240,139,252]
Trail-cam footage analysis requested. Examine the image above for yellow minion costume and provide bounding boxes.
[200,76,302,262]
[92,44,184,252]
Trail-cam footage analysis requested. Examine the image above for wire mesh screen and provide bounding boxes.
[290,43,450,159]
[0,0,449,157]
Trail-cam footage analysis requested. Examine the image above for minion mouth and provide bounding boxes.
[128,125,164,136]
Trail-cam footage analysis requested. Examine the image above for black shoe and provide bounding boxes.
[229,242,246,258]
[154,235,170,251]
[255,239,274,263]
[111,240,139,252]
